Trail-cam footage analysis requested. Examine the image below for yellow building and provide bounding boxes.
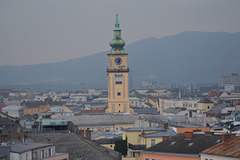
[105,10,133,114]
[144,98,160,111]
[24,104,51,115]
[197,98,214,112]
[122,127,176,160]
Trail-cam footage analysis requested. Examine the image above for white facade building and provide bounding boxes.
[2,105,24,118]
[159,98,200,112]
[219,73,240,87]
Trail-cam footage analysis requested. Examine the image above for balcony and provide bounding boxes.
[128,143,146,150]
[107,68,129,73]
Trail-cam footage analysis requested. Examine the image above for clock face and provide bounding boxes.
[114,57,122,65]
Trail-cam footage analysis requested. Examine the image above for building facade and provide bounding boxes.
[24,104,51,115]
[219,73,240,87]
[105,10,133,114]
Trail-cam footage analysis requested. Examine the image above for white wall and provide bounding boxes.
[10,151,32,160]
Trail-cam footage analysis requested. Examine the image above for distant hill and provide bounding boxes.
[0,31,240,90]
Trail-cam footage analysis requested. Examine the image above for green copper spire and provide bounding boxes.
[108,9,128,55]
[115,9,120,30]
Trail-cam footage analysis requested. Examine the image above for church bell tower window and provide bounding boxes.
[115,75,122,84]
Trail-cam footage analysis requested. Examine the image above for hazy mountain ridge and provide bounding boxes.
[1,31,240,89]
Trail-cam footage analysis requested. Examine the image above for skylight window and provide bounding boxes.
[188,143,194,146]
[216,139,222,143]
[170,142,176,145]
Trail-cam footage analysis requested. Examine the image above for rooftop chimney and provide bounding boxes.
[184,132,193,139]
[20,130,24,142]
[163,123,168,129]
[221,134,233,142]
[202,113,207,127]
[7,131,11,140]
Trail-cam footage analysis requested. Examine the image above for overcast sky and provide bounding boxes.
[1,0,240,66]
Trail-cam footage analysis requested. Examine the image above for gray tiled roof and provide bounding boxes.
[198,98,214,103]
[26,133,121,160]
[131,107,158,115]
[52,114,139,126]
[146,115,189,124]
[139,129,177,138]
[11,143,53,150]
[123,127,164,132]
[163,108,182,114]
[11,143,53,154]
[143,133,221,156]
[11,146,31,154]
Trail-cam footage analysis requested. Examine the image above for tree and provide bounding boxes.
[114,137,128,156]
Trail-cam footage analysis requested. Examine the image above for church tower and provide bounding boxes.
[105,10,134,114]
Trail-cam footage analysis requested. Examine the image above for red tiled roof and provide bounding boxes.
[80,109,105,114]
[201,135,240,158]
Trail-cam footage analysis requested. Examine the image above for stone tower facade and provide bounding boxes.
[105,10,134,114]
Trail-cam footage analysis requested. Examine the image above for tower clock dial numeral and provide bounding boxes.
[114,57,122,65]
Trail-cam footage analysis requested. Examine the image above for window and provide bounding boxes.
[145,158,149,160]
[26,154,28,160]
[33,152,37,159]
[48,148,52,157]
[117,92,121,96]
[129,151,133,156]
[115,75,122,84]
[151,159,156,160]
[41,150,44,159]
[151,139,156,146]
[138,152,141,157]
